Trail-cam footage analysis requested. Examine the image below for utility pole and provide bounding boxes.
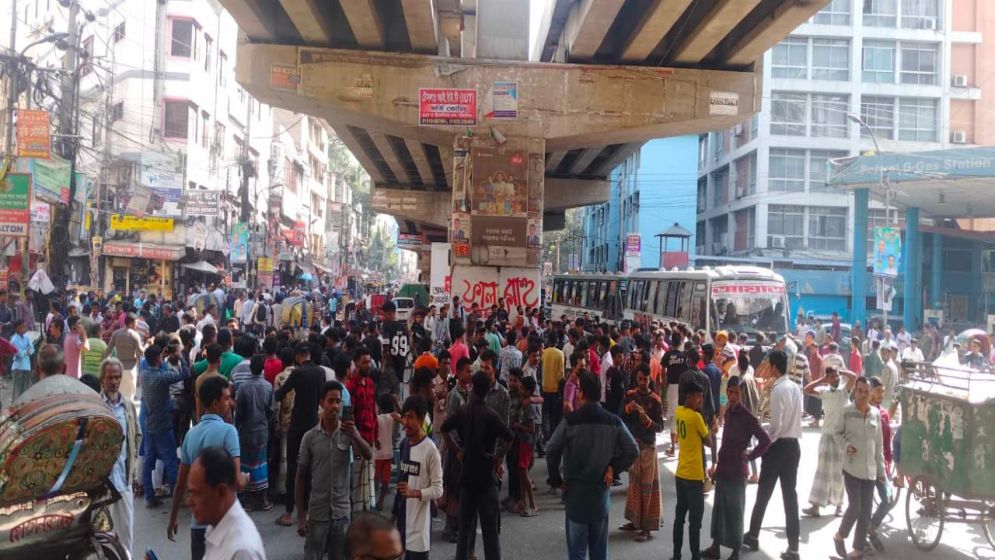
[93,36,115,289]
[51,0,80,286]
[5,0,17,162]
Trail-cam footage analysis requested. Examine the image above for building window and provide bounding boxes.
[734,152,756,197]
[900,42,938,85]
[772,37,808,79]
[214,122,225,154]
[204,35,213,72]
[808,206,847,250]
[770,92,807,136]
[812,39,850,80]
[860,96,896,140]
[170,19,194,58]
[200,111,210,147]
[219,52,228,86]
[696,222,706,250]
[810,94,849,138]
[862,40,895,83]
[110,102,124,123]
[809,150,849,192]
[113,22,126,43]
[813,0,851,25]
[901,0,939,29]
[769,149,806,192]
[768,205,805,249]
[898,97,937,141]
[697,178,707,213]
[863,0,897,27]
[163,100,189,138]
[712,167,729,206]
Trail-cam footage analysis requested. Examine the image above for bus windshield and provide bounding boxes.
[711,283,788,338]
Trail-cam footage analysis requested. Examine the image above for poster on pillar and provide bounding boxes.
[468,146,530,267]
[430,243,451,307]
[873,227,902,278]
[452,265,541,318]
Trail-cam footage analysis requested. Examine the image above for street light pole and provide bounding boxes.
[847,112,892,329]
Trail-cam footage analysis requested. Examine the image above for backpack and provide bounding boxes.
[255,303,268,323]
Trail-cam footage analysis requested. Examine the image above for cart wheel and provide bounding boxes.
[906,476,944,551]
[982,501,995,551]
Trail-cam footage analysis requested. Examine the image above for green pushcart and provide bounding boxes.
[899,362,995,551]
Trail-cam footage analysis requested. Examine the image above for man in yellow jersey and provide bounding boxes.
[673,381,710,560]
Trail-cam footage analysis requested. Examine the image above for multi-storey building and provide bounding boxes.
[581,137,698,273]
[10,0,278,294]
[695,0,994,318]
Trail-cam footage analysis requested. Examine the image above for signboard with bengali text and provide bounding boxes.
[16,110,51,159]
[0,174,31,237]
[419,88,477,126]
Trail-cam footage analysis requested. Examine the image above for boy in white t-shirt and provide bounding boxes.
[395,395,443,560]
[374,393,398,512]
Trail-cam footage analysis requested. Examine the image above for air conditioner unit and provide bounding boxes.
[735,184,746,199]
[951,130,968,144]
[696,245,706,255]
[922,17,937,30]
[770,235,786,249]
[712,242,724,254]
[733,124,744,137]
[952,74,969,88]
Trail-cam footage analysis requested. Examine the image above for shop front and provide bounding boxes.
[101,241,185,300]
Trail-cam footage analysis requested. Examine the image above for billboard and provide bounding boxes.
[0,174,32,237]
[873,226,901,278]
[429,243,450,307]
[180,191,221,217]
[451,265,541,317]
[419,88,477,126]
[16,109,50,159]
[230,223,250,263]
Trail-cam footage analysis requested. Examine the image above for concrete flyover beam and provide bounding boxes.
[400,0,439,53]
[671,0,761,64]
[725,0,833,66]
[371,185,450,229]
[235,44,758,153]
[276,0,335,44]
[544,178,609,212]
[620,0,693,63]
[339,0,386,49]
[563,0,626,61]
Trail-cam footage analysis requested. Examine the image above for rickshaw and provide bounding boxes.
[280,295,315,330]
[190,293,220,317]
[898,358,995,551]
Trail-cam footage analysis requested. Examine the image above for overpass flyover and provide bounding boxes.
[219,0,828,292]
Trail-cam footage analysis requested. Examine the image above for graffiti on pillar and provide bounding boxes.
[452,266,541,317]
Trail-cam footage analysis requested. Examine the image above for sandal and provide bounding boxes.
[634,533,651,543]
[619,522,639,531]
[275,513,294,526]
[833,535,847,558]
[520,509,538,518]
[664,447,676,457]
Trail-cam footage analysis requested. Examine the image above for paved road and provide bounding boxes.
[132,425,995,560]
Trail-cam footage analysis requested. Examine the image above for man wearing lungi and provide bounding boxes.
[802,365,856,518]
[620,364,665,542]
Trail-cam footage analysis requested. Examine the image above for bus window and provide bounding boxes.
[653,281,667,316]
[553,281,562,304]
[640,281,652,312]
[690,282,707,331]
[629,280,641,309]
[678,281,693,321]
[667,281,681,317]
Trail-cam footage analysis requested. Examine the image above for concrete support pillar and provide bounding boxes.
[850,189,869,326]
[903,207,922,330]
[929,232,943,309]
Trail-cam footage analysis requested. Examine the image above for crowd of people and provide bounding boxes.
[0,281,929,560]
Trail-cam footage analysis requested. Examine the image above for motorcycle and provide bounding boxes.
[0,379,131,559]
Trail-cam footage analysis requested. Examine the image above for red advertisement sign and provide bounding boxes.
[16,109,51,159]
[419,88,477,126]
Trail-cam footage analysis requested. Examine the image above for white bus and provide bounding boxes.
[550,274,626,325]
[624,266,790,340]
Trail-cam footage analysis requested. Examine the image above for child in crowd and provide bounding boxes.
[374,393,399,512]
[516,376,540,517]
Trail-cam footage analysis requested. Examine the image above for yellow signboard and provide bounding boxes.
[257,257,275,273]
[110,215,174,232]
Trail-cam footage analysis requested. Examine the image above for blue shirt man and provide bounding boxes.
[167,375,242,559]
[139,345,187,507]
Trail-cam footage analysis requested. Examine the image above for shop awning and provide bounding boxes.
[181,260,220,274]
[102,241,185,261]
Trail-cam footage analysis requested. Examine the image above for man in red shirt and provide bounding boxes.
[346,346,379,512]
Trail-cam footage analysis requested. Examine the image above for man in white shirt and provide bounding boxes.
[191,447,266,560]
[744,349,803,560]
[900,338,924,363]
[895,326,912,353]
[879,346,899,415]
[197,305,219,331]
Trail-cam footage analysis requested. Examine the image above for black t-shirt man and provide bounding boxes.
[381,320,411,375]
[662,348,689,385]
